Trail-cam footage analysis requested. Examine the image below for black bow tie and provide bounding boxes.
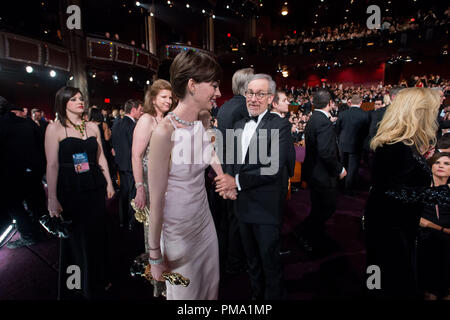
[245,115,259,123]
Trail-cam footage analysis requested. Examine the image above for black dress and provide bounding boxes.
[417,202,450,297]
[364,142,450,299]
[57,128,107,300]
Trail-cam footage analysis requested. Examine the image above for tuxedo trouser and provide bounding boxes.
[301,186,337,242]
[342,152,361,191]
[238,222,286,299]
[118,170,136,227]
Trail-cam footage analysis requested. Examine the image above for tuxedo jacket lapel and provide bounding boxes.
[242,111,272,169]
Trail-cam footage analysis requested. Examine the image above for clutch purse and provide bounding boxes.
[131,199,149,226]
[39,215,72,239]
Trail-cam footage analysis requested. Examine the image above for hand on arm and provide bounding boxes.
[92,123,115,199]
[131,115,154,209]
[147,122,172,280]
[45,123,63,218]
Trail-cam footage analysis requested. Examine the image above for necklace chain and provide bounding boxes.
[68,119,86,136]
[169,112,195,126]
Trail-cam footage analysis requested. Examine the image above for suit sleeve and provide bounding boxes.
[317,121,343,177]
[238,121,292,191]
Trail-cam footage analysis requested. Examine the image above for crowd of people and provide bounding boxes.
[255,7,449,56]
[1,49,450,301]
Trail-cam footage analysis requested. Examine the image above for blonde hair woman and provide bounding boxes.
[365,88,450,299]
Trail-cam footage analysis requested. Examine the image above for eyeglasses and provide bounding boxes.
[245,91,271,100]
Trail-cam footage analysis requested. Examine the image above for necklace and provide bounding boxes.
[169,112,195,126]
[67,119,86,136]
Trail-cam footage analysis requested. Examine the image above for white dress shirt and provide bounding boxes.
[236,109,269,191]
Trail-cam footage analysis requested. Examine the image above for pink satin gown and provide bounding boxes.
[161,116,219,300]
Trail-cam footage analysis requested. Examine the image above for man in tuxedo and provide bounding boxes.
[215,74,295,299]
[215,68,254,275]
[0,101,47,248]
[336,94,369,195]
[111,99,143,230]
[293,90,346,254]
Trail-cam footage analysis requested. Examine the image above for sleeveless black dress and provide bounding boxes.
[57,127,107,300]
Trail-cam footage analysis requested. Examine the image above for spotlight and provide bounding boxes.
[49,70,56,78]
[186,3,190,8]
[0,223,14,244]
[202,9,206,13]
[212,15,216,19]
[146,80,150,85]
[167,0,171,4]
[129,76,134,82]
[150,12,154,16]
[69,76,74,80]
[226,5,229,9]
[136,1,140,6]
[112,74,119,84]
[25,66,33,73]
[92,72,96,78]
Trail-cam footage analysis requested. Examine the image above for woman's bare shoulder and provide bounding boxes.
[152,117,174,139]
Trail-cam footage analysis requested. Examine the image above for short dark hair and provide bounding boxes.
[89,107,103,122]
[437,133,450,150]
[272,90,287,106]
[170,50,222,100]
[428,152,450,183]
[123,99,141,114]
[374,97,383,103]
[54,86,83,127]
[312,90,331,109]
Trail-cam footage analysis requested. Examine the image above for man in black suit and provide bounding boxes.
[215,68,254,275]
[111,99,143,230]
[0,101,47,248]
[215,74,295,299]
[294,90,346,254]
[336,94,369,195]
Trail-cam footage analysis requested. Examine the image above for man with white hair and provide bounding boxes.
[215,74,295,299]
[215,68,254,275]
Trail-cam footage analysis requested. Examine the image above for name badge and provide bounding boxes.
[73,152,90,174]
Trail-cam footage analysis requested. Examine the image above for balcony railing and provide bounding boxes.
[0,31,70,71]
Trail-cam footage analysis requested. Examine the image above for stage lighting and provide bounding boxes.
[212,15,216,19]
[186,3,190,8]
[129,76,134,82]
[146,80,150,85]
[69,76,74,80]
[136,1,140,6]
[49,70,56,77]
[281,6,288,16]
[112,73,119,84]
[26,66,33,73]
[202,9,206,13]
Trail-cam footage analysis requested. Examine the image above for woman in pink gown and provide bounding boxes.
[147,50,236,300]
